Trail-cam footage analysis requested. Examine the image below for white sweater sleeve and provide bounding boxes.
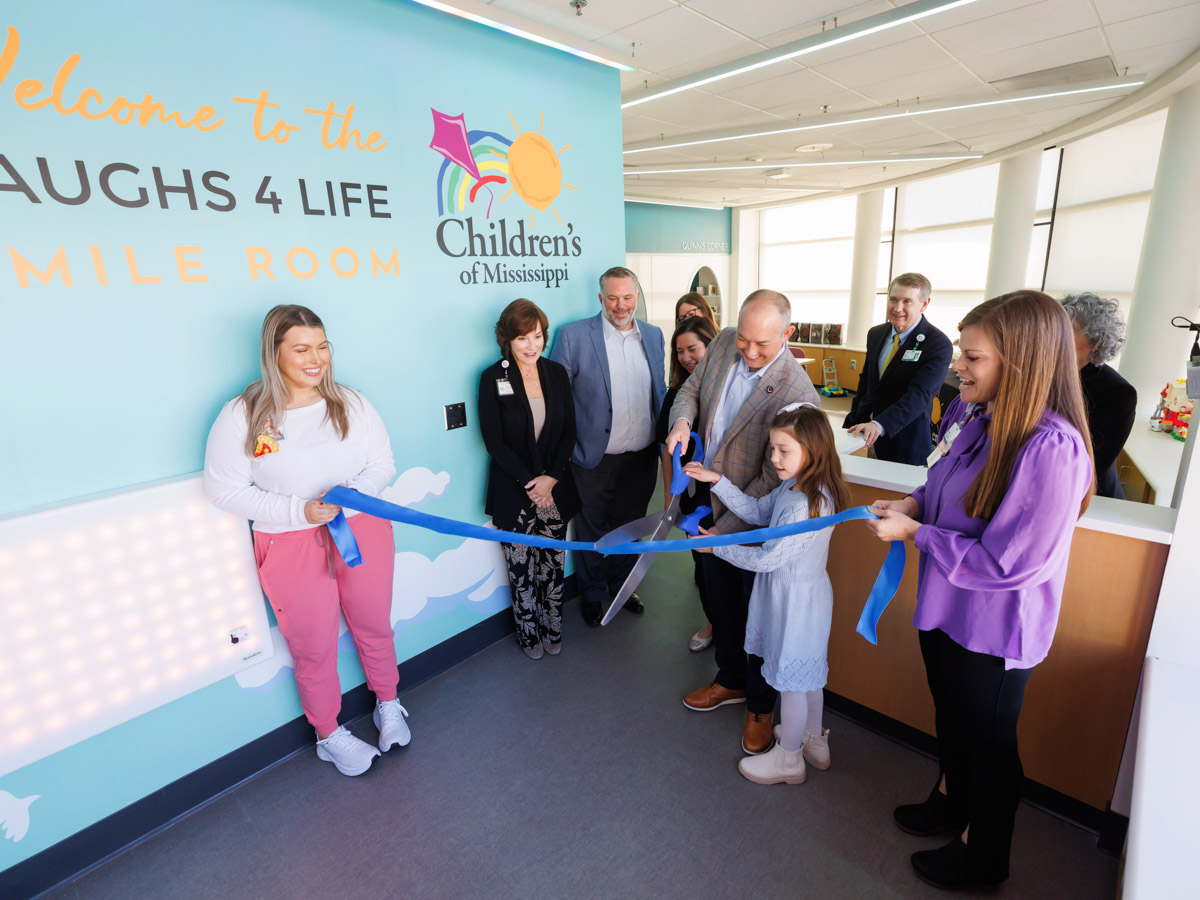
[203,400,310,527]
[343,394,396,497]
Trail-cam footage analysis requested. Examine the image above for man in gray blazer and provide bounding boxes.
[551,266,667,627]
[665,290,820,754]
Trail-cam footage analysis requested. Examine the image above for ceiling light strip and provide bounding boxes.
[625,154,983,176]
[408,0,636,71]
[621,0,981,109]
[623,77,1146,154]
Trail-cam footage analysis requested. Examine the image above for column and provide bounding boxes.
[983,148,1041,300]
[729,207,759,323]
[847,189,884,348]
[1120,79,1200,410]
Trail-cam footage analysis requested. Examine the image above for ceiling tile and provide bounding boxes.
[755,2,898,49]
[761,89,877,119]
[914,0,1044,32]
[855,64,985,104]
[930,0,1099,56]
[629,90,771,128]
[683,0,854,41]
[1112,36,1199,77]
[1092,0,1200,24]
[1021,97,1115,124]
[610,6,751,75]
[810,34,960,88]
[963,28,1112,83]
[716,67,849,107]
[1104,4,1200,54]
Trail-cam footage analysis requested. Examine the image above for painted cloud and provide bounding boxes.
[0,790,39,843]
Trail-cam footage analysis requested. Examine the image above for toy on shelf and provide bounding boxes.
[1158,379,1193,442]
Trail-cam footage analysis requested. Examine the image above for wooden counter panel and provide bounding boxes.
[790,345,866,392]
[826,483,1166,810]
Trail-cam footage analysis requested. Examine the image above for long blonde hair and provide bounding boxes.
[240,304,354,456]
[958,290,1094,520]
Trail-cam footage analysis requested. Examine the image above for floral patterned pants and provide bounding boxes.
[501,503,567,649]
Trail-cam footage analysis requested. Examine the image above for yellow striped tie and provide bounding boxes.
[882,333,901,372]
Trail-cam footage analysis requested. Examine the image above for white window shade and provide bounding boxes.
[900,165,999,230]
[877,241,893,293]
[761,195,857,243]
[1036,147,1062,213]
[1043,199,1150,297]
[1056,110,1167,207]
[894,224,992,291]
[785,292,850,328]
[761,239,855,292]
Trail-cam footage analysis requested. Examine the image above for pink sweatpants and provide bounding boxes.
[253,513,398,736]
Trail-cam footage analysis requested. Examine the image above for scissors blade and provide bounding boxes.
[594,509,671,550]
[600,498,680,626]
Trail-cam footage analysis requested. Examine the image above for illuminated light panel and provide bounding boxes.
[622,0,981,109]
[623,78,1146,154]
[0,475,273,777]
[624,154,983,176]
[407,0,635,72]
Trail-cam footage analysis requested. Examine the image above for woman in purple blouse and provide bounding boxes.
[866,290,1094,890]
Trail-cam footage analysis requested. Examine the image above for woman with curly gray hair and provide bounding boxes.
[1061,293,1137,498]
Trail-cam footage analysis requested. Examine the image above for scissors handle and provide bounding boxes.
[670,431,704,496]
[677,505,712,537]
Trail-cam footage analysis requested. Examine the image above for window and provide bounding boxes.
[760,195,858,328]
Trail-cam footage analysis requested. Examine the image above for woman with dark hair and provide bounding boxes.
[478,299,580,659]
[1061,292,1137,499]
[675,290,716,326]
[656,315,719,651]
[205,305,408,777]
[866,290,1094,889]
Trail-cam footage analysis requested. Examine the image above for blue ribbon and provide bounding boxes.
[322,485,904,644]
[326,511,363,567]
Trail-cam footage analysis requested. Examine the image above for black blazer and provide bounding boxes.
[844,317,954,466]
[1080,363,1137,499]
[478,356,580,530]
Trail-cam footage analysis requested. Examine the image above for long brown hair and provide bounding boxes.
[240,304,354,456]
[669,316,718,389]
[958,290,1094,520]
[771,405,850,518]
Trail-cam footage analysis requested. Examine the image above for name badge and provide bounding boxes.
[902,349,922,362]
[496,379,514,396]
[926,421,962,468]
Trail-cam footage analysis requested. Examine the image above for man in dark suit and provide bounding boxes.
[844,272,953,466]
[550,266,666,627]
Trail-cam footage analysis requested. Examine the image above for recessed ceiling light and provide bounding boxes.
[746,156,764,161]
[795,143,834,153]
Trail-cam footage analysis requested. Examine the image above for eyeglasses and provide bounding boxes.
[676,308,701,322]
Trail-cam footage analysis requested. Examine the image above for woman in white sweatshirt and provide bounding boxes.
[204,304,408,776]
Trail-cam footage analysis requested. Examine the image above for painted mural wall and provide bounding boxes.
[0,0,623,867]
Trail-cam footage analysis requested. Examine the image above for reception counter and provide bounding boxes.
[827,452,1174,812]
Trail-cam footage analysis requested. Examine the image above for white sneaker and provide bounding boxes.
[803,728,831,770]
[738,743,806,785]
[315,726,380,776]
[373,699,411,752]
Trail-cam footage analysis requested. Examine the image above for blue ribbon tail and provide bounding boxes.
[326,511,363,568]
[855,539,905,644]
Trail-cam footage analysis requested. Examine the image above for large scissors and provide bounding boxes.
[595,431,709,626]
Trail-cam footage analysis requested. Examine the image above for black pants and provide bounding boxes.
[570,445,658,608]
[500,504,566,649]
[696,553,776,714]
[919,628,1034,881]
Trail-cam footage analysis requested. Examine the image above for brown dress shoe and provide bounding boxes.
[742,711,774,754]
[683,681,747,711]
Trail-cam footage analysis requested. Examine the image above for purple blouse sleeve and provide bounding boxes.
[914,428,1089,591]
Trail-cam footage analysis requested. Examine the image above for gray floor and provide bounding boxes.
[54,549,1117,899]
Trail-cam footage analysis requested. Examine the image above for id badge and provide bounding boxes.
[926,422,962,467]
[496,379,514,396]
[902,349,922,362]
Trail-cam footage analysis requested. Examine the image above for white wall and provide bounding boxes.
[626,252,731,337]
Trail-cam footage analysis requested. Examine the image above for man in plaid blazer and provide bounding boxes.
[665,290,821,754]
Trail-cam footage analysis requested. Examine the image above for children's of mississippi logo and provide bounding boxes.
[429,108,581,288]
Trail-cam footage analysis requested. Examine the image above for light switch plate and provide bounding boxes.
[444,402,467,430]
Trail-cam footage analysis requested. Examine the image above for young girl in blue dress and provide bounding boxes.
[685,403,850,784]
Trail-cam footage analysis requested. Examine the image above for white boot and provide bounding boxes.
[315,726,380,776]
[803,728,831,770]
[738,743,806,785]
